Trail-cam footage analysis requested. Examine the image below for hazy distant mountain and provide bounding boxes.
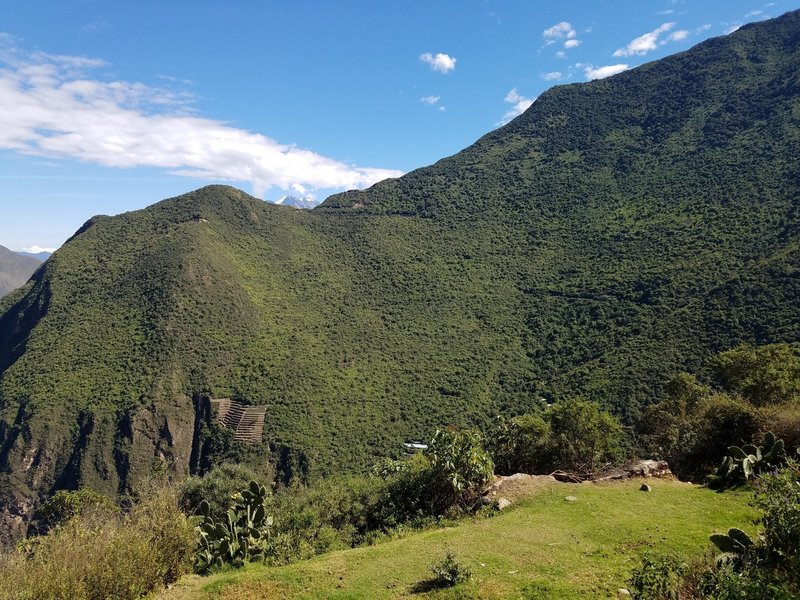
[0,11,798,540]
[0,244,41,297]
[279,195,317,209]
[16,251,51,262]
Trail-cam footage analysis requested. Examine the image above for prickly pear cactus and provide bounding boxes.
[193,480,272,573]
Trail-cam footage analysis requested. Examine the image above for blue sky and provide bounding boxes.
[0,0,795,252]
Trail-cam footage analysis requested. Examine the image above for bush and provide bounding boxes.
[0,485,194,600]
[699,462,800,597]
[427,427,494,510]
[548,398,624,473]
[180,463,264,521]
[752,461,800,584]
[666,392,760,481]
[711,343,800,406]
[628,553,687,600]
[33,487,118,534]
[430,551,472,587]
[488,413,551,475]
[267,474,387,564]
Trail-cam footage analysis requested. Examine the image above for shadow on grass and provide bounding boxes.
[408,577,453,594]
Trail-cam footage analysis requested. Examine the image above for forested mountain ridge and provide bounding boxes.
[0,11,798,540]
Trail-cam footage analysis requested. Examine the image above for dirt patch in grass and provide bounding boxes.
[481,473,558,503]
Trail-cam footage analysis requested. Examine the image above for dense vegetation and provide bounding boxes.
[1,337,798,597]
[0,10,798,540]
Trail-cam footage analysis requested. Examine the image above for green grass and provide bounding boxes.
[160,479,755,599]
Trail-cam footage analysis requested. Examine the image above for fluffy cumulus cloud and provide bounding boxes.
[543,21,576,40]
[613,22,689,57]
[0,41,403,198]
[584,64,629,80]
[543,21,581,50]
[419,52,456,73]
[497,88,535,126]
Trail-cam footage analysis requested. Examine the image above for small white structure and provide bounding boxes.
[403,441,428,452]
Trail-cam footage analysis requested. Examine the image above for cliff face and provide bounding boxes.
[1,12,799,539]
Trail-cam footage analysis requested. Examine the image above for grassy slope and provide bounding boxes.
[162,480,755,599]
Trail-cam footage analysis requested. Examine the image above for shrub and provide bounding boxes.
[628,553,687,600]
[752,460,800,583]
[487,413,552,475]
[180,463,264,521]
[699,462,800,597]
[427,427,494,510]
[0,485,194,600]
[267,474,387,564]
[547,398,624,473]
[711,343,800,406]
[759,403,800,453]
[33,487,118,533]
[430,551,472,587]
[667,392,760,481]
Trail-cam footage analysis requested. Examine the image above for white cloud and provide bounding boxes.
[543,21,575,40]
[584,64,629,80]
[554,51,566,59]
[543,21,581,51]
[438,105,446,112]
[497,88,535,126]
[541,71,563,81]
[0,44,403,199]
[18,245,56,254]
[668,30,689,41]
[420,95,440,105]
[745,10,763,18]
[613,22,676,57]
[725,23,742,34]
[419,52,456,73]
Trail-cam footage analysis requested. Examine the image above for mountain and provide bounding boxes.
[16,251,51,262]
[1,11,799,539]
[0,245,42,298]
[278,195,318,209]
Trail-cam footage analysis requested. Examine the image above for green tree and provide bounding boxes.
[712,343,800,406]
[488,413,552,475]
[427,428,494,509]
[548,399,623,473]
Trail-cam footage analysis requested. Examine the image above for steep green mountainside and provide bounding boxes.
[0,11,798,538]
[0,245,41,298]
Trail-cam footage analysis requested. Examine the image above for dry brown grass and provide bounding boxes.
[0,485,195,600]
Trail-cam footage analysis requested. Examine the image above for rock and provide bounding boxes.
[565,495,578,502]
[478,495,494,506]
[628,459,672,478]
[640,483,652,492]
[593,471,626,482]
[552,470,583,483]
[497,497,512,510]
[618,589,631,597]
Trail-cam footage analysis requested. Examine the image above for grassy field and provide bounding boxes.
[159,479,755,599]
